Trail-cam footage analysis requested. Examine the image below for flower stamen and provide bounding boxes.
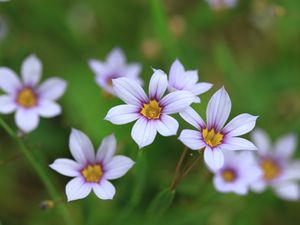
[222,169,236,182]
[81,164,103,183]
[140,100,162,120]
[16,87,38,108]
[202,128,223,147]
[260,159,281,181]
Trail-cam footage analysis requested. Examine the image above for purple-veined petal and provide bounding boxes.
[190,82,213,95]
[0,67,21,94]
[204,147,224,171]
[149,69,168,100]
[181,70,198,89]
[112,77,148,106]
[179,129,206,150]
[21,54,42,86]
[66,177,92,202]
[274,182,300,201]
[88,59,106,74]
[156,114,179,136]
[161,90,195,114]
[221,137,257,151]
[105,104,140,125]
[274,133,297,159]
[206,87,231,131]
[38,78,67,101]
[107,48,126,67]
[15,108,39,133]
[49,158,81,177]
[37,100,61,118]
[104,155,135,180]
[96,134,117,164]
[223,113,258,137]
[179,106,205,129]
[0,95,17,114]
[251,128,271,155]
[168,59,185,87]
[131,118,157,149]
[69,128,95,164]
[92,179,116,200]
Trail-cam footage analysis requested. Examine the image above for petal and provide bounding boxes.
[168,59,185,86]
[190,82,213,95]
[206,87,231,131]
[104,156,135,180]
[125,64,142,79]
[0,67,21,94]
[204,147,224,171]
[37,100,61,118]
[250,179,267,193]
[149,69,168,100]
[69,128,95,164]
[66,177,92,202]
[280,161,300,181]
[178,129,206,150]
[112,77,148,106]
[105,104,140,125]
[223,113,258,137]
[92,179,116,200]
[156,114,179,136]
[15,108,39,133]
[0,95,17,114]
[21,54,42,86]
[274,182,300,201]
[131,118,157,149]
[107,48,126,67]
[161,90,195,114]
[274,133,297,159]
[96,134,117,164]
[49,158,81,177]
[179,106,205,129]
[38,78,67,101]
[251,128,271,155]
[221,137,257,151]
[88,59,106,74]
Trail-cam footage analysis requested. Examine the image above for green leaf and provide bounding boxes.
[146,189,176,215]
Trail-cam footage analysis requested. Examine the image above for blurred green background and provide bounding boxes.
[0,0,300,225]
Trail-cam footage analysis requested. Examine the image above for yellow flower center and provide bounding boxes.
[81,164,103,183]
[17,87,38,108]
[202,128,223,147]
[260,159,280,181]
[222,169,236,182]
[140,100,162,120]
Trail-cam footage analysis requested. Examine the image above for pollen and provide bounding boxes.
[16,87,38,108]
[222,169,236,182]
[202,128,223,148]
[140,100,162,120]
[260,159,281,181]
[81,164,103,183]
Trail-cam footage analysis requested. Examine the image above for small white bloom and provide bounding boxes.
[167,59,212,103]
[250,129,300,201]
[88,48,142,95]
[179,87,258,171]
[206,0,237,10]
[50,129,135,202]
[105,69,195,149]
[212,151,262,195]
[0,54,67,132]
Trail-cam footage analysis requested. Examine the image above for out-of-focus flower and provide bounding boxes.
[179,87,258,171]
[105,70,195,148]
[168,15,186,38]
[212,151,262,195]
[206,0,237,10]
[88,48,142,96]
[0,16,8,41]
[168,59,212,103]
[0,55,67,133]
[250,129,300,201]
[50,129,134,202]
[140,38,161,59]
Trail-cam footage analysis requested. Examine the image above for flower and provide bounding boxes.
[0,54,67,133]
[206,0,237,10]
[88,48,142,95]
[250,129,300,201]
[105,69,195,149]
[178,87,258,171]
[167,59,212,103]
[212,151,262,195]
[50,129,135,201]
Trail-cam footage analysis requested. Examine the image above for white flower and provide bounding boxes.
[88,48,142,95]
[212,151,262,195]
[167,59,212,103]
[250,129,300,201]
[206,0,237,10]
[105,69,195,149]
[179,87,258,171]
[50,129,134,202]
[0,54,67,133]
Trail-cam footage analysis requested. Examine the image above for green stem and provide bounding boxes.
[0,117,74,225]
